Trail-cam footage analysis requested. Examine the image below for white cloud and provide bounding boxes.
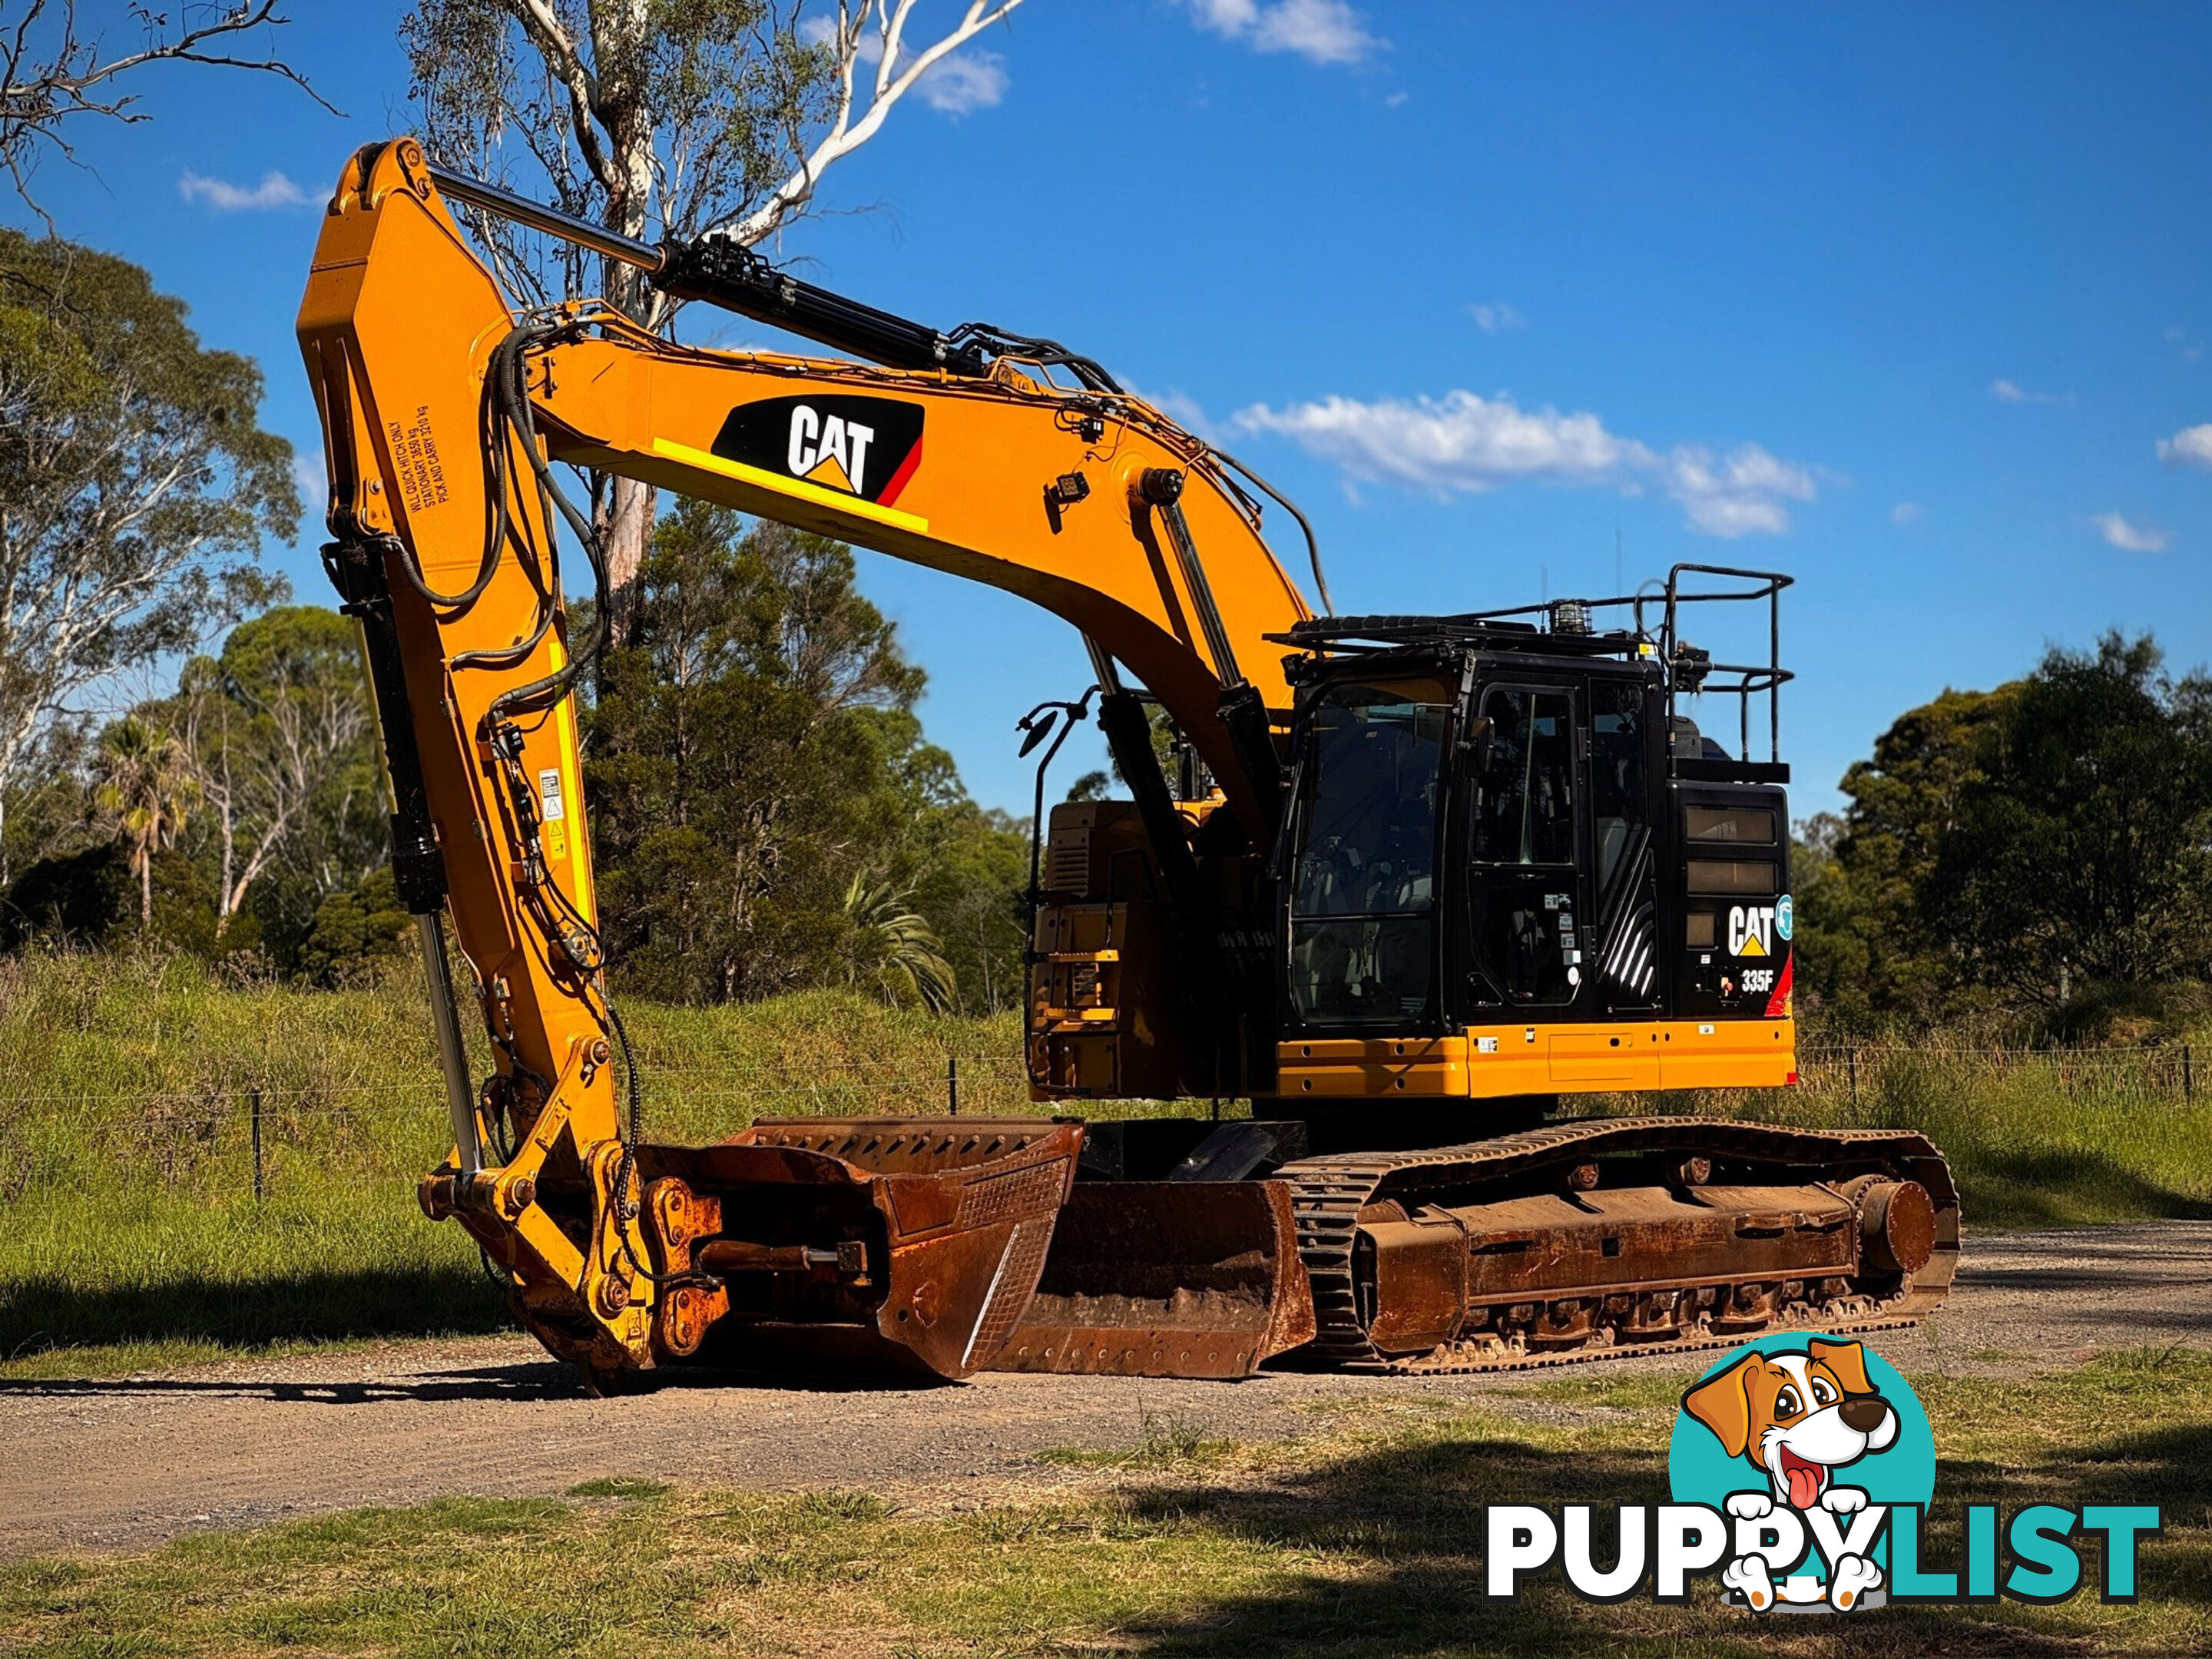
[1187,0,1382,66]
[1233,387,1818,538]
[1989,377,2074,406]
[1661,444,1817,538]
[288,447,327,542]
[2094,511,2170,553]
[1891,501,1924,525]
[2157,422,2212,470]
[178,170,312,212]
[917,49,1007,112]
[1236,389,1634,489]
[1467,301,1525,335]
[291,447,325,507]
[796,18,1007,114]
[2167,326,2202,364]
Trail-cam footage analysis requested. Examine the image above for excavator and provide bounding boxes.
[297,139,1957,1391]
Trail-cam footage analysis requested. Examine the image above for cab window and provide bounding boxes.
[1474,687,1575,866]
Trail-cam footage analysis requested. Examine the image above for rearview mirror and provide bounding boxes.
[1018,710,1059,757]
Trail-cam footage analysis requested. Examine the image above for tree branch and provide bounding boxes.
[717,0,1025,247]
[0,1,337,218]
[498,0,615,194]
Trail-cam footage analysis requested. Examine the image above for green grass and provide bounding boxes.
[565,1477,673,1501]
[1630,1035,2212,1227]
[0,952,1188,1375]
[2,1348,2204,1657]
[7,952,2212,1376]
[1036,1412,1238,1472]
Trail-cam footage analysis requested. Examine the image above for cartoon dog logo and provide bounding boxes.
[1681,1337,1898,1611]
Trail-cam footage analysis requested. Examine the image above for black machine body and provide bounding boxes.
[1273,566,1796,1041]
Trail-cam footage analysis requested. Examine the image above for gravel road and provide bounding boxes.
[4,1221,2207,1558]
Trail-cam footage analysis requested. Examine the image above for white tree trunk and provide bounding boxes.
[720,2,1028,247]
[485,0,1028,626]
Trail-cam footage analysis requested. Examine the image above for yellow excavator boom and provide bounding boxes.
[297,140,1320,1386]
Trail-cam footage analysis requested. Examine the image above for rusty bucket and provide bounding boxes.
[635,1118,1081,1380]
[986,1180,1316,1379]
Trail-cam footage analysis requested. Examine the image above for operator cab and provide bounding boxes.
[1278,565,1794,1041]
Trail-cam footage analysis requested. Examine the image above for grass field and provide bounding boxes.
[0,952,1039,1374]
[1650,1035,2212,1228]
[2,1345,2204,1657]
[4,952,2210,1376]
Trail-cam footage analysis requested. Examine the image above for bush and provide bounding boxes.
[296,866,413,987]
[0,842,134,950]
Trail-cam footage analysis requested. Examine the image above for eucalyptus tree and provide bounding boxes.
[400,0,1028,614]
[0,230,294,884]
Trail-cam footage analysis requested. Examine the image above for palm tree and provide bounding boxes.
[842,871,956,1014]
[96,717,199,925]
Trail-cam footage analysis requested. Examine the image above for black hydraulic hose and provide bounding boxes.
[603,995,709,1290]
[448,330,565,673]
[381,333,519,614]
[477,323,614,725]
[1207,445,1334,617]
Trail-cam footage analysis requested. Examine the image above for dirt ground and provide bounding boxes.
[3,1221,2207,1559]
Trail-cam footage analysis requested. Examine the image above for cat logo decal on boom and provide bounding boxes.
[712,395,926,506]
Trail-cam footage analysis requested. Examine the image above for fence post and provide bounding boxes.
[250,1087,264,1202]
[1848,1051,1858,1109]
[2186,1045,2194,1101]
[947,1055,959,1117]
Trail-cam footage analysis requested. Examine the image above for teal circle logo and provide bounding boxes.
[1775,894,1794,941]
[1669,1336,1934,1611]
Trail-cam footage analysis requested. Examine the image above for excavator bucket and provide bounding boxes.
[987,1179,1316,1378]
[630,1118,1082,1380]
[618,1119,1315,1385]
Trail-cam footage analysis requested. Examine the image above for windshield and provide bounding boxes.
[1287,685,1449,1025]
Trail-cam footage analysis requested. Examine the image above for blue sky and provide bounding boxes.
[14,2,2212,816]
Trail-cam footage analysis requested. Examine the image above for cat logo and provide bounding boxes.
[1728,904,1780,958]
[710,394,925,506]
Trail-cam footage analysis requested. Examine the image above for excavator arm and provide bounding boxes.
[297,140,1319,1386]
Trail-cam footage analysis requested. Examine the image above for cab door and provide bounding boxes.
[1462,682,1590,1015]
[1588,677,1662,1012]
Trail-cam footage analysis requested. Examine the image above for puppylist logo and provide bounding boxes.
[1482,1335,2161,1610]
[1674,1336,1923,1610]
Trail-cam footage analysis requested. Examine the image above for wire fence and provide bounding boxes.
[0,1052,1047,1204]
[1793,1041,2204,1109]
[5,1039,2206,1204]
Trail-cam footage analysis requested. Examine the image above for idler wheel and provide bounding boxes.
[1856,1180,1936,1274]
